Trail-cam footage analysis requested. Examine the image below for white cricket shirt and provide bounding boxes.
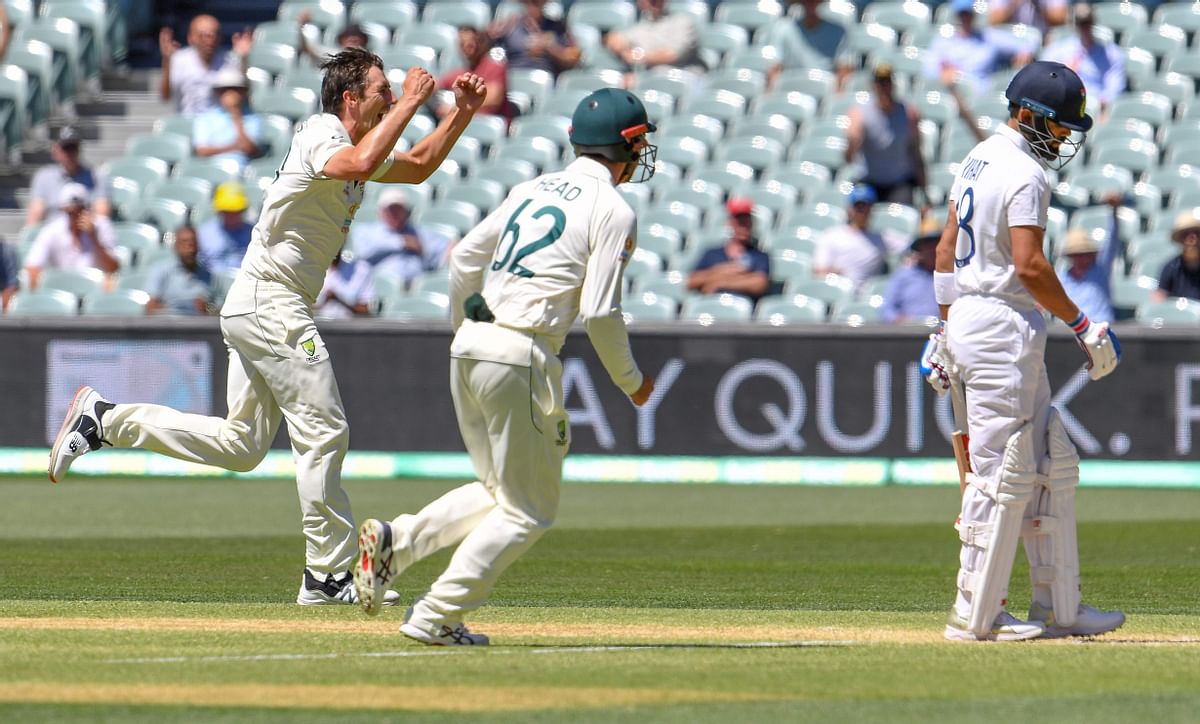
[238,113,391,304]
[948,124,1050,312]
[450,157,643,394]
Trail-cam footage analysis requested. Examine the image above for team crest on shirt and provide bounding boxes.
[619,237,635,266]
[556,419,569,446]
[300,334,324,365]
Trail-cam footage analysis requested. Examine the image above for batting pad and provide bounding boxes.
[966,423,1038,636]
[1023,408,1082,627]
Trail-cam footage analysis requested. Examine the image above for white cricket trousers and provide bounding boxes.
[103,278,355,576]
[947,295,1053,617]
[394,324,568,627]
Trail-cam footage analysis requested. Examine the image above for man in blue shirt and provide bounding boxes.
[1056,193,1124,323]
[197,181,253,273]
[881,219,940,324]
[1040,4,1124,120]
[765,0,853,90]
[687,198,771,303]
[1153,210,1200,303]
[348,187,452,288]
[924,0,1035,97]
[146,225,214,315]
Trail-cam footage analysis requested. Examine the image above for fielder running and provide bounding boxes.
[48,48,487,605]
[353,88,657,645]
[921,61,1124,641]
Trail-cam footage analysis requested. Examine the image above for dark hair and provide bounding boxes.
[320,47,385,115]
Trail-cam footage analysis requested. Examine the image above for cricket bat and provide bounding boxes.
[948,376,970,495]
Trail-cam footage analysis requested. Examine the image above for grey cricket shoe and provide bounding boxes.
[400,619,490,646]
[297,568,402,606]
[352,518,399,616]
[48,386,114,483]
[1029,602,1126,638]
[944,609,1045,642]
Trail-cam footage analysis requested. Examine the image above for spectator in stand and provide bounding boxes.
[26,127,111,225]
[1040,4,1124,121]
[0,238,18,312]
[146,225,213,315]
[881,217,941,324]
[604,0,703,79]
[348,187,452,288]
[813,185,908,290]
[765,0,854,91]
[197,181,254,274]
[687,198,771,303]
[24,183,118,289]
[1153,210,1200,303]
[989,0,1068,36]
[1056,192,1125,323]
[436,26,508,121]
[490,0,580,78]
[315,251,377,319]
[192,67,262,173]
[160,14,251,117]
[924,0,1034,97]
[297,13,370,64]
[846,64,928,207]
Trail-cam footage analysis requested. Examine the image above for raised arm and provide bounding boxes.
[322,68,434,181]
[376,74,486,184]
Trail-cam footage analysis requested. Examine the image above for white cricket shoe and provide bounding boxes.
[48,386,113,483]
[297,568,402,606]
[352,518,399,616]
[944,609,1045,642]
[400,619,490,646]
[1029,602,1126,638]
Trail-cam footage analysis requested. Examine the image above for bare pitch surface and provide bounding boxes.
[2,479,1199,721]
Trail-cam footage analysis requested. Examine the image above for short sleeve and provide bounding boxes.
[29,168,55,205]
[693,248,721,272]
[1006,170,1050,229]
[301,122,353,179]
[750,250,771,276]
[24,226,53,268]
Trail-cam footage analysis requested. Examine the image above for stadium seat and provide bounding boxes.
[472,158,539,191]
[714,2,780,33]
[246,42,297,79]
[567,0,636,33]
[657,113,725,148]
[869,203,921,238]
[38,267,104,298]
[755,294,827,325]
[1110,274,1157,318]
[379,45,437,76]
[494,136,559,174]
[445,136,484,175]
[140,197,190,234]
[351,1,417,34]
[751,91,819,126]
[409,269,450,297]
[440,179,505,214]
[125,132,191,166]
[684,90,748,123]
[1089,138,1160,177]
[1136,298,1200,328]
[507,68,553,112]
[423,0,491,30]
[844,23,899,64]
[557,68,624,95]
[1122,25,1187,65]
[510,114,573,152]
[783,276,855,308]
[1131,244,1179,279]
[1066,166,1134,206]
[1108,92,1174,130]
[6,288,77,315]
[461,114,507,152]
[17,17,83,100]
[174,156,240,188]
[831,299,883,326]
[252,86,317,123]
[704,67,765,100]
[1165,53,1200,79]
[5,40,52,128]
[115,268,152,292]
[787,136,849,170]
[730,114,796,147]
[418,200,480,236]
[623,291,678,323]
[680,292,754,324]
[634,270,688,300]
[623,248,666,284]
[105,156,169,196]
[698,22,749,66]
[382,293,449,320]
[82,289,149,316]
[277,0,346,32]
[769,254,812,283]
[655,136,710,172]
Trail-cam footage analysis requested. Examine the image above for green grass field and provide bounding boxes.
[2,478,1199,722]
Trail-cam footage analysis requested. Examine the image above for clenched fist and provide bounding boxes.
[452,73,487,113]
[401,67,435,103]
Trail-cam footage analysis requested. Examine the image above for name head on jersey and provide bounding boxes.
[1005,60,1091,171]
[568,88,658,184]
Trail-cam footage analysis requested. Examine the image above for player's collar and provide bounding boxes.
[567,156,615,185]
[995,124,1035,159]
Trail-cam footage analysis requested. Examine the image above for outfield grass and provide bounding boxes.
[2,478,1198,722]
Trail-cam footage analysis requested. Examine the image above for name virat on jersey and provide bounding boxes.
[960,157,991,182]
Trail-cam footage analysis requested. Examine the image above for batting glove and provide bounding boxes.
[919,320,955,396]
[1070,313,1121,381]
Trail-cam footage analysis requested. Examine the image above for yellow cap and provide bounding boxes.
[213,181,248,212]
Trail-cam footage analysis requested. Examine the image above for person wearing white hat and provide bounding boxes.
[1056,191,1125,323]
[23,182,118,290]
[1152,209,1200,303]
[193,66,262,172]
[348,186,453,286]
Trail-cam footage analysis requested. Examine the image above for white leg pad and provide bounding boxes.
[1023,407,1082,627]
[965,423,1038,636]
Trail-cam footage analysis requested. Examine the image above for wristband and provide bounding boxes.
[933,271,958,305]
[1068,312,1089,335]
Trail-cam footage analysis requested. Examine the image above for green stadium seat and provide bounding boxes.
[698,22,749,65]
[1094,1,1149,34]
[680,292,753,324]
[1110,274,1157,317]
[655,136,710,172]
[730,114,796,146]
[510,114,572,152]
[755,294,827,325]
[6,288,77,316]
[869,203,921,238]
[82,289,149,316]
[461,114,507,152]
[174,156,240,189]
[1147,165,1200,206]
[684,90,747,123]
[277,0,346,33]
[751,91,819,126]
[472,158,539,191]
[246,42,297,79]
[774,67,834,99]
[568,1,636,33]
[783,276,854,308]
[140,197,190,234]
[557,68,624,95]
[507,68,553,112]
[657,113,725,147]
[115,269,152,292]
[17,17,83,100]
[409,269,450,297]
[622,291,678,323]
[1122,25,1187,64]
[1136,298,1200,328]
[1131,244,1179,279]
[788,136,849,170]
[1152,3,1200,35]
[423,1,491,30]
[769,254,812,283]
[1065,166,1133,206]
[623,248,666,284]
[831,299,884,326]
[379,45,437,75]
[0,65,28,151]
[252,87,317,124]
[494,136,560,174]
[633,271,688,301]
[1165,53,1200,78]
[125,132,191,166]
[6,39,52,126]
[382,293,449,320]
[395,22,458,59]
[440,179,505,214]
[704,67,765,100]
[417,200,480,236]
[38,267,104,298]
[351,1,417,34]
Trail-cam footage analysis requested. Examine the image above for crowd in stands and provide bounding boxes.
[2,0,1199,327]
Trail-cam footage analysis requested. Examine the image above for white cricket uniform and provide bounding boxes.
[104,113,392,577]
[386,156,644,630]
[945,124,1058,619]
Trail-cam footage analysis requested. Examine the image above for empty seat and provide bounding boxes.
[38,267,105,298]
[754,294,827,324]
[680,292,754,324]
[623,291,678,322]
[7,288,77,315]
[125,132,191,166]
[382,293,449,320]
[82,289,150,316]
[1135,298,1200,328]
